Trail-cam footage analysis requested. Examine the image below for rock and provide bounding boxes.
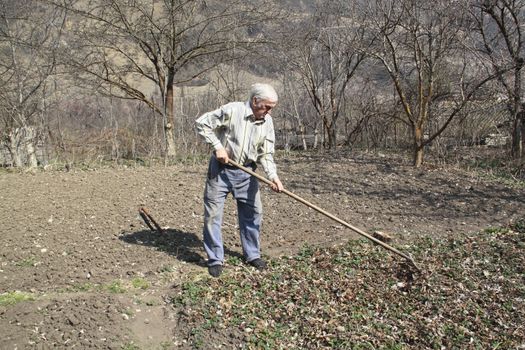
[67,314,80,326]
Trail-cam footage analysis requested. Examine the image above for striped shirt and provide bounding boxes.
[195,101,278,180]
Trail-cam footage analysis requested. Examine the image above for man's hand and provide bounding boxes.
[215,148,229,164]
[270,177,284,193]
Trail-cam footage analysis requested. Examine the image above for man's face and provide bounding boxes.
[251,97,277,120]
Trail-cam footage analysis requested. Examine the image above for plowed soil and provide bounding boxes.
[1,151,524,349]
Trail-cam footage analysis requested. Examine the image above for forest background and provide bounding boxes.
[1,0,524,174]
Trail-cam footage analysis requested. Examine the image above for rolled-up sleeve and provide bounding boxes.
[195,107,227,151]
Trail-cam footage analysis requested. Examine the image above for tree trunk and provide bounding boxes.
[413,126,424,167]
[520,106,525,158]
[164,117,176,158]
[512,110,522,158]
[414,147,424,167]
[164,71,177,159]
[511,62,523,158]
[8,129,23,167]
[331,125,337,149]
[299,124,307,151]
[24,126,38,168]
[288,91,307,151]
[325,121,337,149]
[313,125,319,149]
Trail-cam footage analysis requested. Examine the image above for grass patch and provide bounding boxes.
[484,226,509,234]
[120,342,140,350]
[511,218,525,233]
[134,297,158,306]
[122,307,134,317]
[131,277,149,290]
[226,256,242,266]
[15,256,37,267]
[159,264,174,273]
[172,221,525,349]
[467,158,525,187]
[106,280,126,293]
[66,282,98,292]
[159,341,173,349]
[0,291,35,306]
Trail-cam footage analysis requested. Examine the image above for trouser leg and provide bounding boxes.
[202,173,229,266]
[234,173,263,262]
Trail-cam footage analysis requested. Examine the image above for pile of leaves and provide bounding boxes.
[172,220,525,349]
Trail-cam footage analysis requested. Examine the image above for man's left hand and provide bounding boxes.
[270,177,284,193]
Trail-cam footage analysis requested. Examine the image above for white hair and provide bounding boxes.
[249,83,278,102]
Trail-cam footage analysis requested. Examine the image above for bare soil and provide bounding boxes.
[1,151,524,349]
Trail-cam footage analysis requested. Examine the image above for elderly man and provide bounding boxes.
[195,83,284,277]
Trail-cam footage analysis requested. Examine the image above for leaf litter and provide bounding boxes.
[173,219,525,349]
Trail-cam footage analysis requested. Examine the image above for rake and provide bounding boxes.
[228,160,421,273]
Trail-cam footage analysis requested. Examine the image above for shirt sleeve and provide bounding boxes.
[258,118,278,180]
[195,105,229,151]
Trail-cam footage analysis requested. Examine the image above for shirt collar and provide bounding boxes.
[244,100,266,124]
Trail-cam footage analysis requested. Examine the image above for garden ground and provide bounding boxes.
[1,150,524,349]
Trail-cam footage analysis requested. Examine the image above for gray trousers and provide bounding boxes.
[202,158,262,266]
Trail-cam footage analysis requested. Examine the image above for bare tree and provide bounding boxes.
[281,74,310,151]
[363,0,497,167]
[277,1,368,150]
[471,0,525,158]
[53,0,274,160]
[342,80,387,149]
[0,0,65,167]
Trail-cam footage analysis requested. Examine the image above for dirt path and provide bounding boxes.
[1,152,523,349]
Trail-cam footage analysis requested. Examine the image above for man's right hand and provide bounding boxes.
[215,148,230,164]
